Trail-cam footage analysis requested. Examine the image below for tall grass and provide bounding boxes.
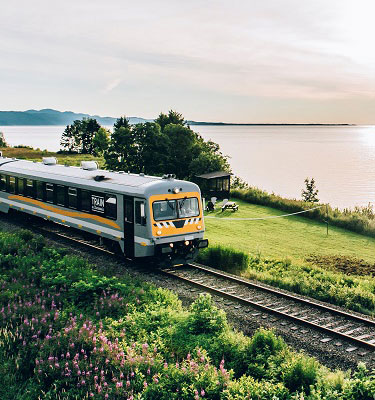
[232,187,375,237]
[197,245,249,273]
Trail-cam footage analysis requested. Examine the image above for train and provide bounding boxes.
[0,156,208,265]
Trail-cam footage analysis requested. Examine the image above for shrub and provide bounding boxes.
[243,328,286,380]
[282,353,320,394]
[197,245,249,273]
[223,375,289,400]
[186,294,228,335]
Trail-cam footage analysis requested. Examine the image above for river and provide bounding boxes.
[1,124,374,209]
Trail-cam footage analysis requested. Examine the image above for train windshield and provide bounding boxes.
[153,197,199,221]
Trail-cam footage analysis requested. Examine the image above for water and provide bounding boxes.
[1,124,374,209]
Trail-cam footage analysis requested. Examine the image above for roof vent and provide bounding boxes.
[94,175,106,182]
[139,173,145,176]
[119,171,125,174]
[162,173,175,180]
[81,161,98,171]
[43,157,58,165]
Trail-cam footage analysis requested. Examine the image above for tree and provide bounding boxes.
[104,117,136,172]
[154,110,185,131]
[80,118,101,155]
[92,127,110,156]
[104,111,231,180]
[60,118,101,154]
[60,124,78,152]
[0,132,7,148]
[113,116,131,131]
[302,177,319,203]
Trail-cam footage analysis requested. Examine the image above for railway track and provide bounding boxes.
[161,263,375,355]
[3,212,375,357]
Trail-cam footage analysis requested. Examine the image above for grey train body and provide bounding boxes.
[0,157,208,265]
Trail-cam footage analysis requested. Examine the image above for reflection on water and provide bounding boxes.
[1,124,374,209]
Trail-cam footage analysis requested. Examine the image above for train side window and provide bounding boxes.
[46,183,54,203]
[26,179,35,198]
[36,181,44,201]
[8,177,15,194]
[56,185,66,206]
[0,175,6,191]
[81,190,91,212]
[105,195,117,219]
[17,178,25,195]
[68,187,77,209]
[135,200,146,225]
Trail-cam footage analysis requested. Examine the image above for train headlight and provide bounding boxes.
[197,225,202,230]
[184,240,190,246]
[172,187,180,194]
[157,230,162,236]
[169,243,174,248]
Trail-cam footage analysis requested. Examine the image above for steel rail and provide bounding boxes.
[188,262,375,328]
[162,264,375,351]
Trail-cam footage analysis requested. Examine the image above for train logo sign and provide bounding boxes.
[91,195,105,213]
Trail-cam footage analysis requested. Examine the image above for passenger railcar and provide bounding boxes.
[0,157,208,265]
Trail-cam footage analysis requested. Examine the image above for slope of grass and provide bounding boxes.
[0,146,105,167]
[232,187,375,238]
[204,199,375,263]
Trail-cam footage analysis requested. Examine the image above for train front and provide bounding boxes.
[148,178,208,265]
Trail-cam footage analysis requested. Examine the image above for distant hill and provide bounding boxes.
[0,109,353,126]
[0,109,150,126]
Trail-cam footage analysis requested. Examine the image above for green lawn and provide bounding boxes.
[204,198,375,263]
[0,146,105,167]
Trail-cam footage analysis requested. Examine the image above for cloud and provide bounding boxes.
[0,0,374,122]
[103,78,122,94]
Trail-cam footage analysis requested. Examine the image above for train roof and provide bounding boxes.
[0,158,199,196]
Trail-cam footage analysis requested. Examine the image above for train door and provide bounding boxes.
[123,196,134,258]
[134,198,148,257]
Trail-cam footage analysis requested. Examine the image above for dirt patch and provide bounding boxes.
[306,254,375,277]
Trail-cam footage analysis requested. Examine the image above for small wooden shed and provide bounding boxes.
[195,171,232,199]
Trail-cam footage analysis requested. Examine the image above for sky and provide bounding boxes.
[1,0,374,123]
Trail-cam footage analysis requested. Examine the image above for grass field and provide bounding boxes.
[0,146,105,167]
[204,198,375,263]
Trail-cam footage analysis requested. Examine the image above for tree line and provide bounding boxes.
[60,110,230,181]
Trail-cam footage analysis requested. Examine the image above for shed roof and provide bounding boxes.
[195,171,232,179]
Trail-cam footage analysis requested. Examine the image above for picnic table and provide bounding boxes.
[221,201,239,212]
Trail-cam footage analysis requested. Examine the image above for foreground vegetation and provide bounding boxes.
[198,245,375,316]
[232,187,375,238]
[204,199,375,263]
[2,230,375,399]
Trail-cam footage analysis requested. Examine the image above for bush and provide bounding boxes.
[244,328,286,380]
[282,353,320,394]
[223,375,288,400]
[187,294,228,335]
[197,245,249,273]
